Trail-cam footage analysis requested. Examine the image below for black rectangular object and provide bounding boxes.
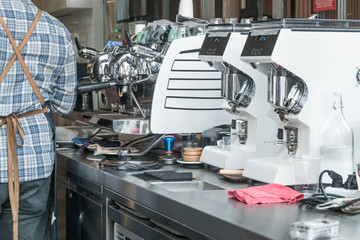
[198,33,231,57]
[241,32,279,57]
[144,171,193,181]
[200,124,230,147]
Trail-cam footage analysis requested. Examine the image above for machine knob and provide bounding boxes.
[163,135,175,153]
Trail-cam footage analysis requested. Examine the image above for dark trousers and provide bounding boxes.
[0,176,52,240]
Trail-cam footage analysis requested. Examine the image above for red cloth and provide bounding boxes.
[228,183,304,204]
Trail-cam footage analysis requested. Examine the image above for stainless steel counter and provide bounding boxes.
[57,149,360,240]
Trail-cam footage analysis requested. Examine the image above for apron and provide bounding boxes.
[0,9,57,240]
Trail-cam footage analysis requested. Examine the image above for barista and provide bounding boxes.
[0,1,77,239]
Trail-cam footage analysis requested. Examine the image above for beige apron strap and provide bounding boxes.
[0,9,44,105]
[0,9,42,85]
[6,117,20,240]
[0,108,48,240]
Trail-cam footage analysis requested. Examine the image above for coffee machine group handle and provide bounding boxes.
[77,81,117,94]
[75,36,98,60]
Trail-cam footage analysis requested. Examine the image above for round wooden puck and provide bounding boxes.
[183,147,203,156]
[183,155,201,162]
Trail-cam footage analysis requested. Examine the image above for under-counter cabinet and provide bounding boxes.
[104,188,196,240]
[57,172,202,240]
[57,171,103,240]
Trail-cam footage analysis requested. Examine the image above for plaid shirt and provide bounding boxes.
[0,0,77,183]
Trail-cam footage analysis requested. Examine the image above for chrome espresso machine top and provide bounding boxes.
[75,29,232,135]
[240,18,360,185]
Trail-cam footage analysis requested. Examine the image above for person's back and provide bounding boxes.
[0,1,77,239]
[0,0,76,182]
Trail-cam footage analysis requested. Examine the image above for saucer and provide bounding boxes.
[177,159,203,165]
[218,169,246,182]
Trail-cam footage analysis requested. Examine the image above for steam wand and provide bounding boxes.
[129,62,152,118]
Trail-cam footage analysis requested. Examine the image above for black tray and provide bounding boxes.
[144,171,193,181]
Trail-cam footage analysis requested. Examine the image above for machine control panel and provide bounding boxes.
[199,32,231,57]
[241,31,280,58]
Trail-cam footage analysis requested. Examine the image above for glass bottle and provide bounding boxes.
[320,91,354,183]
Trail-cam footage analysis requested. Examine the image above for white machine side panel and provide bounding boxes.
[150,36,231,134]
[271,29,360,159]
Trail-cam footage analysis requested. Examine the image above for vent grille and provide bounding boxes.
[171,59,218,72]
[114,223,143,240]
[164,96,223,110]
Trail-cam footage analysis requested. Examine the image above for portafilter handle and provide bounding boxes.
[75,36,98,59]
[77,81,117,94]
[125,31,133,47]
[75,36,82,51]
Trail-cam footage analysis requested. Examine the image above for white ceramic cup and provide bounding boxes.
[192,24,206,36]
[178,0,194,18]
[134,24,146,34]
[176,25,191,39]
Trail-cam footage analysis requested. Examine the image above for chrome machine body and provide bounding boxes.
[241,19,360,185]
[197,24,277,170]
[76,33,231,135]
[76,36,166,120]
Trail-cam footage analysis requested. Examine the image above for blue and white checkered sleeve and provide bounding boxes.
[50,33,77,115]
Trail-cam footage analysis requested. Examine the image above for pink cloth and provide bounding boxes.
[228,183,304,204]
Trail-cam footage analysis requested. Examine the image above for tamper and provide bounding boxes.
[160,135,177,165]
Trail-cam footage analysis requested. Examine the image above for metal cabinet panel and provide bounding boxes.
[67,189,102,240]
[57,172,103,240]
[104,188,211,240]
[108,205,185,240]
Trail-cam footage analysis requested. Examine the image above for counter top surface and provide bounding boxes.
[57,149,360,240]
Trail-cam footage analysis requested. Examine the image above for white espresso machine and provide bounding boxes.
[197,24,277,170]
[150,35,232,134]
[240,19,360,185]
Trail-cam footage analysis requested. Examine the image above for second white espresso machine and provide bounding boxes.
[240,19,360,185]
[197,23,277,170]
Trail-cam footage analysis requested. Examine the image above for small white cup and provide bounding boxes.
[222,136,231,146]
[192,24,206,36]
[210,18,222,24]
[176,25,191,39]
[178,0,194,18]
[134,24,146,34]
[225,18,237,24]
